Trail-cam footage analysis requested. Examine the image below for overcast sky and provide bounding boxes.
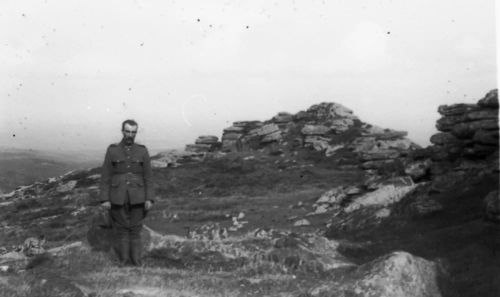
[1,0,497,154]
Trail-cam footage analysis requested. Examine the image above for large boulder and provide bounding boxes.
[452,119,499,139]
[438,103,477,116]
[194,135,219,145]
[364,175,414,191]
[310,251,441,297]
[345,183,417,213]
[435,115,467,132]
[330,118,355,133]
[306,102,358,121]
[465,109,498,121]
[477,89,498,108]
[232,121,262,129]
[272,112,293,123]
[261,130,282,143]
[430,132,461,145]
[247,123,280,137]
[473,129,499,145]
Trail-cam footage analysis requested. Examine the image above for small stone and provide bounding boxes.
[237,212,245,220]
[294,219,311,226]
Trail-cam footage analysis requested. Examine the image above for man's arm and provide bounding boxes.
[99,146,113,204]
[143,147,155,203]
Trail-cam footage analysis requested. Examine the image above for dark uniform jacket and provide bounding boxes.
[99,140,154,205]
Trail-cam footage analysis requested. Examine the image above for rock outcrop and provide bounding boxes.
[185,101,421,178]
[309,251,441,297]
[185,135,221,153]
[431,89,498,160]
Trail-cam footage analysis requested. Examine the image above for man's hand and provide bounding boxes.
[145,200,153,211]
[101,201,111,210]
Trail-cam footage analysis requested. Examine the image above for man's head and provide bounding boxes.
[121,119,138,145]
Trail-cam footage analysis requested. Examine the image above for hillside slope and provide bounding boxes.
[0,90,498,297]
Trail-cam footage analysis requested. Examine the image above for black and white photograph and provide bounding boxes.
[0,1,498,296]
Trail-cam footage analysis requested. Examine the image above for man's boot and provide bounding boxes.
[116,237,130,266]
[129,238,142,266]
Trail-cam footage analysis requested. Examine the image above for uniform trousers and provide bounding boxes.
[110,193,146,265]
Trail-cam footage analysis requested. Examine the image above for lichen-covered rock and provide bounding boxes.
[310,251,441,297]
[345,183,417,213]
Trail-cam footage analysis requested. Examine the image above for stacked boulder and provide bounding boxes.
[220,121,282,152]
[271,112,294,131]
[299,103,359,151]
[350,124,420,172]
[185,135,221,153]
[430,89,498,160]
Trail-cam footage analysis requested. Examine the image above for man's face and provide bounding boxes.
[122,123,138,145]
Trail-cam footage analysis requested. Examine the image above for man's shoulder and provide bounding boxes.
[134,143,147,149]
[106,143,120,150]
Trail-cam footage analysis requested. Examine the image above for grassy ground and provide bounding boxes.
[0,149,499,297]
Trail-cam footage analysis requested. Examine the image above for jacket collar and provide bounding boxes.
[119,139,135,148]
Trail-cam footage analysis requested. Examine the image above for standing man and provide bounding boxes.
[99,119,154,266]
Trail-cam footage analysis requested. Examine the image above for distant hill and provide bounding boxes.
[0,147,101,192]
